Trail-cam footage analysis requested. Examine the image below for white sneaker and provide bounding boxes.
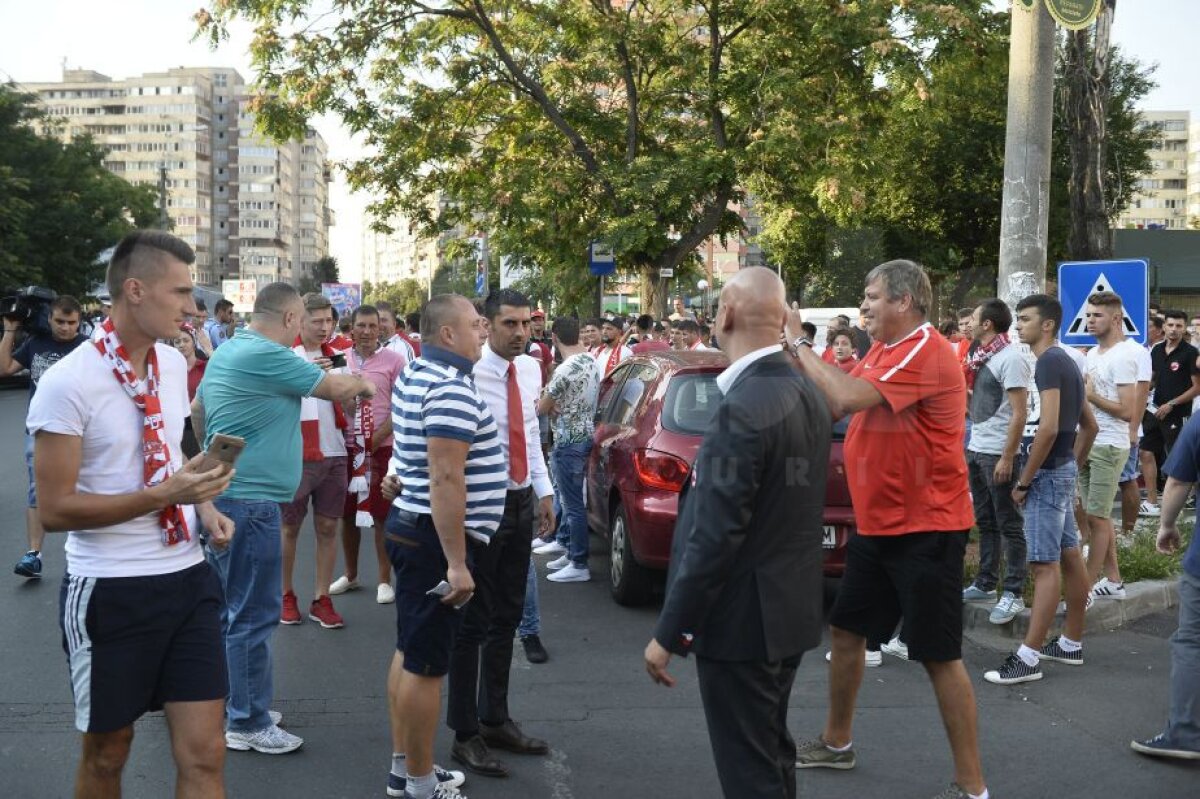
[1138,500,1161,517]
[1092,577,1126,600]
[880,636,910,661]
[547,564,591,583]
[225,724,303,754]
[989,591,1026,625]
[546,555,571,571]
[377,583,396,604]
[824,649,882,667]
[328,575,361,595]
[1057,593,1095,614]
[533,540,567,556]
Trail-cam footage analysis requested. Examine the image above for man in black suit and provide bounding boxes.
[644,267,830,799]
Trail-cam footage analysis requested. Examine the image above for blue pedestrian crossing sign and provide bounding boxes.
[1058,259,1148,346]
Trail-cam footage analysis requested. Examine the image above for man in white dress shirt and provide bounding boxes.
[445,289,556,779]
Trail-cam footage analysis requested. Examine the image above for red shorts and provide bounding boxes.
[280,457,349,525]
[344,447,392,526]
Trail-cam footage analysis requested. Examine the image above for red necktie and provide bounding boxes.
[507,362,528,483]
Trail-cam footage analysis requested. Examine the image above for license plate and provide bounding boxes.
[822,526,837,549]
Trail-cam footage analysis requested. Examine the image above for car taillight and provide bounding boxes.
[634,449,690,492]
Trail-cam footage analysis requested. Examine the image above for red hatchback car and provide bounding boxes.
[585,350,855,606]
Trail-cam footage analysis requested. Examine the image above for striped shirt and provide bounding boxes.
[390,344,507,542]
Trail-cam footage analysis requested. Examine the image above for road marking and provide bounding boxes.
[542,748,575,799]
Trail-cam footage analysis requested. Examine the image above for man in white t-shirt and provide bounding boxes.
[377,301,416,364]
[593,317,632,379]
[280,292,352,629]
[27,230,235,797]
[1081,291,1139,596]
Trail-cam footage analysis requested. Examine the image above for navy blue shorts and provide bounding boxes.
[60,561,228,733]
[385,507,472,677]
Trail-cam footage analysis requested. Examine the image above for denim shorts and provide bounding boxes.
[384,507,471,677]
[1119,443,1141,484]
[1025,461,1081,563]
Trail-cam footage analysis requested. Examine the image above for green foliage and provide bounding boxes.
[0,84,159,297]
[297,254,340,295]
[197,0,961,312]
[363,278,428,316]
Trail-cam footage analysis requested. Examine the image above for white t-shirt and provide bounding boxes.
[300,348,348,457]
[384,334,415,363]
[26,343,202,578]
[1134,344,1152,439]
[1058,342,1087,376]
[1085,340,1140,449]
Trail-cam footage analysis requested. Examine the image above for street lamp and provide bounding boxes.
[697,279,709,318]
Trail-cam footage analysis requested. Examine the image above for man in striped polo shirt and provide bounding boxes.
[383,294,507,799]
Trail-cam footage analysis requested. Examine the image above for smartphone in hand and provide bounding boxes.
[329,351,347,369]
[198,434,246,473]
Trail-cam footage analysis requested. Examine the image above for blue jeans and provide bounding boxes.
[207,498,282,733]
[25,431,36,508]
[1166,570,1200,750]
[552,441,592,568]
[518,558,539,638]
[1024,461,1080,564]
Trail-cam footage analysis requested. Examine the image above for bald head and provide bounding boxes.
[713,267,788,358]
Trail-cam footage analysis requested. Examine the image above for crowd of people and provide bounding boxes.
[6,228,1200,799]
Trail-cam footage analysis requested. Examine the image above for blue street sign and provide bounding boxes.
[588,241,616,276]
[1058,259,1148,346]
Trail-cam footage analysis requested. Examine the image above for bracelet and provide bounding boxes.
[1015,483,1031,492]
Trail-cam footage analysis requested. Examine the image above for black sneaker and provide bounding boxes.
[1039,639,1083,666]
[983,653,1042,685]
[521,634,549,664]
[1131,733,1200,761]
[387,765,466,797]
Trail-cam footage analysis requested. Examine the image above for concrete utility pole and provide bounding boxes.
[997,2,1057,305]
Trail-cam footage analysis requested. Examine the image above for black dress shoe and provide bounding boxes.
[521,634,549,664]
[450,735,509,777]
[480,719,549,755]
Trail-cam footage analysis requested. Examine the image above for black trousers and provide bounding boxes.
[696,653,803,799]
[447,487,534,733]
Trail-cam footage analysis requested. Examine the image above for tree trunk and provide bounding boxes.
[1064,1,1117,261]
[637,263,668,319]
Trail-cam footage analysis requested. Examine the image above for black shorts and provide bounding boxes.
[385,507,472,677]
[829,531,968,663]
[60,561,228,733]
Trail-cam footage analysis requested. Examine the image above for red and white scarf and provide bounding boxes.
[294,339,349,462]
[963,333,1009,390]
[347,392,375,528]
[93,318,189,546]
[601,344,624,377]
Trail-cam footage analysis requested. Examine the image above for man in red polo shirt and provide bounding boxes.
[788,260,987,799]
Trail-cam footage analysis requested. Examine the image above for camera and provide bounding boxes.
[0,286,58,338]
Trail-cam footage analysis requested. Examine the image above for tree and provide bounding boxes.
[198,1,963,316]
[1061,0,1118,261]
[363,278,429,316]
[0,84,159,297]
[297,254,340,295]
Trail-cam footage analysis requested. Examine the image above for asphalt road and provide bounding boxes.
[0,386,1195,798]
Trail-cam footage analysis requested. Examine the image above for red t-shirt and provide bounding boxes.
[954,337,971,364]
[844,323,973,536]
[821,347,836,364]
[186,359,207,402]
[834,356,858,374]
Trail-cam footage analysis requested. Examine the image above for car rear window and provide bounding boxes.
[662,373,721,435]
[663,372,853,440]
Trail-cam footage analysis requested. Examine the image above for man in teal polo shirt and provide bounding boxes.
[193,282,374,755]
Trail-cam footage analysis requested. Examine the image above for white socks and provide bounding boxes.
[1057,635,1082,652]
[406,771,436,799]
[1017,644,1039,667]
[390,752,406,778]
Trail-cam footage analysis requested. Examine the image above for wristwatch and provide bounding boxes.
[1015,482,1031,492]
[790,336,813,353]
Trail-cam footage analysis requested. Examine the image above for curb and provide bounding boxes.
[963,578,1180,639]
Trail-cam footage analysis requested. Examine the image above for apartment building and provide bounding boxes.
[23,66,331,288]
[361,194,460,287]
[1115,110,1192,231]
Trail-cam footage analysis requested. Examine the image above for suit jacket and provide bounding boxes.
[654,350,830,662]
